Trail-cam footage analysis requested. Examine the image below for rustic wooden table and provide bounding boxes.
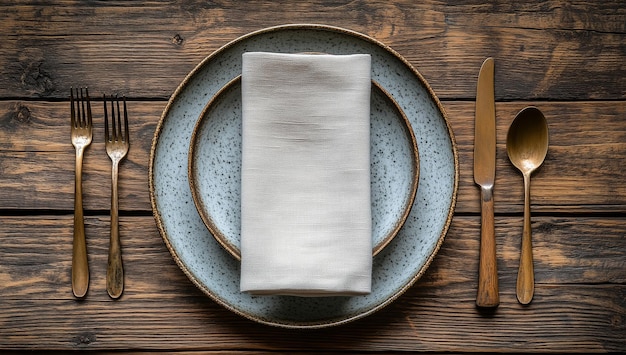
[1,1,624,352]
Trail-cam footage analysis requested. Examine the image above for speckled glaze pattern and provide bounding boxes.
[188,77,419,260]
[149,24,458,329]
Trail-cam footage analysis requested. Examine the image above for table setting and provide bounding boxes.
[150,24,456,328]
[0,1,624,352]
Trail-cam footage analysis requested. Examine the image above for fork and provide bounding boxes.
[70,87,92,298]
[104,94,129,299]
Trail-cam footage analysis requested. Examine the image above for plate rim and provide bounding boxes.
[149,23,459,328]
[187,75,420,260]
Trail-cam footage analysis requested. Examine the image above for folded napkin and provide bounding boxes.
[239,52,373,296]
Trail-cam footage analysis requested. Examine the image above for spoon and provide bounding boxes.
[506,106,549,305]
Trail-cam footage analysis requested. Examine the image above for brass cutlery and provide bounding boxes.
[474,58,499,308]
[70,87,92,298]
[507,106,549,305]
[104,94,130,299]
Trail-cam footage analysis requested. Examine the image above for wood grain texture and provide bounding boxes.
[0,1,624,100]
[0,100,623,213]
[0,1,624,352]
[0,216,624,351]
[1,215,624,300]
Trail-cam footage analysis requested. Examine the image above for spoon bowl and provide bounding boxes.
[506,106,549,305]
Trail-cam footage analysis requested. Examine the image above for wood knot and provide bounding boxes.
[14,103,31,124]
[536,221,556,234]
[21,60,54,96]
[171,33,184,46]
[71,331,96,346]
[0,103,31,130]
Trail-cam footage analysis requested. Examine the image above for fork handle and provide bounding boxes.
[72,147,89,298]
[107,161,124,299]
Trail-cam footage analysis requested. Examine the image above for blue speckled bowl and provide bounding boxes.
[149,24,458,328]
[188,76,419,260]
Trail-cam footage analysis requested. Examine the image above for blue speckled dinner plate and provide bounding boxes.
[149,24,458,328]
[188,76,419,260]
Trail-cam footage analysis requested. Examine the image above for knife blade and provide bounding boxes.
[474,57,499,308]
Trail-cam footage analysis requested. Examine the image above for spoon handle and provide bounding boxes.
[517,173,535,304]
[476,186,499,308]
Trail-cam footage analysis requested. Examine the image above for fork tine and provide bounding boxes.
[78,88,83,127]
[103,94,130,144]
[123,96,129,144]
[112,95,118,141]
[79,88,87,128]
[85,88,92,129]
[115,95,122,141]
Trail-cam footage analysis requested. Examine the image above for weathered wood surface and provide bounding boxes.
[0,100,624,214]
[0,0,624,352]
[0,216,624,352]
[1,1,625,101]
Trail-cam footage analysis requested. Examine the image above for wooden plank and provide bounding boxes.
[0,100,624,213]
[0,215,623,351]
[0,100,163,211]
[0,1,624,100]
[0,286,623,352]
[447,100,626,214]
[0,215,620,297]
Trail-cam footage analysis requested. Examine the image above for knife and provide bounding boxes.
[474,57,499,308]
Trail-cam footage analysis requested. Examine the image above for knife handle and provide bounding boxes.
[476,186,499,308]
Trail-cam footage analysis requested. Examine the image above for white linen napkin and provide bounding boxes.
[239,52,373,296]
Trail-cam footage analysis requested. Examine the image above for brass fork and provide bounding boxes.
[70,88,92,298]
[104,94,129,299]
